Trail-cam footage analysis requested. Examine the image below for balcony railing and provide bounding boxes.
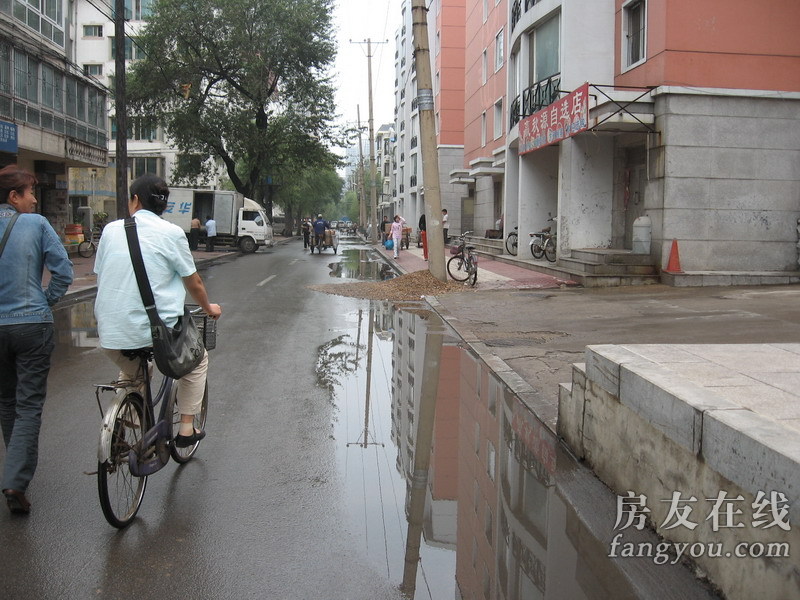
[410,175,417,187]
[509,73,561,128]
[410,136,418,148]
[511,0,544,33]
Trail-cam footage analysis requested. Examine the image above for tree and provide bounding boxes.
[275,165,343,236]
[127,0,338,209]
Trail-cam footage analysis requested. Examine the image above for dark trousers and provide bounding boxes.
[206,236,215,252]
[443,228,449,244]
[303,232,310,248]
[0,323,54,493]
[188,228,200,251]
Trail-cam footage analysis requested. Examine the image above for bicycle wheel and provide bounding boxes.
[505,232,518,255]
[78,240,95,258]
[468,256,478,286]
[169,381,208,463]
[544,238,557,263]
[447,255,470,281]
[531,238,545,259]
[97,394,148,528]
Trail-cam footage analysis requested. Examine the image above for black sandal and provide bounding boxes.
[174,429,206,448]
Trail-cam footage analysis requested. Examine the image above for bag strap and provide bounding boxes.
[124,217,161,327]
[0,212,21,260]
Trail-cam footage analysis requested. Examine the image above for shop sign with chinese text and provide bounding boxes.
[519,83,589,155]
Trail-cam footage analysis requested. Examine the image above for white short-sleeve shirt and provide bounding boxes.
[94,210,197,349]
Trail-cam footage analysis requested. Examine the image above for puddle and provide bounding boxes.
[328,248,397,281]
[318,302,717,599]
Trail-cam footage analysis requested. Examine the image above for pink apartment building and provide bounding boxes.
[504,0,800,286]
[450,0,508,237]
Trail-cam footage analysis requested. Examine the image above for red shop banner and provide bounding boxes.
[519,82,589,155]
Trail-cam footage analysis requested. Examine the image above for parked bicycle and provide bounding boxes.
[528,217,557,262]
[94,306,215,528]
[78,226,102,258]
[505,226,518,255]
[447,231,478,286]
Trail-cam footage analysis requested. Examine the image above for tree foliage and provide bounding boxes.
[127,0,339,207]
[275,165,343,235]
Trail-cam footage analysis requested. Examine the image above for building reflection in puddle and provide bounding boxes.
[322,302,685,600]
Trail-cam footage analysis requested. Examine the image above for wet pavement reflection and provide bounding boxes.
[328,248,397,281]
[317,301,712,599]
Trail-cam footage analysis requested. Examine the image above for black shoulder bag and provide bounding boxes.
[124,217,204,379]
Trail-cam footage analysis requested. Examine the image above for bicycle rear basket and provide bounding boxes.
[187,305,217,351]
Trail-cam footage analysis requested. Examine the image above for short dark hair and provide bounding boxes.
[0,165,37,204]
[130,173,169,215]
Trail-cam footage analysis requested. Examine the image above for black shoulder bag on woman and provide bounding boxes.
[124,217,204,379]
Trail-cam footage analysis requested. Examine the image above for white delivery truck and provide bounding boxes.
[163,188,274,253]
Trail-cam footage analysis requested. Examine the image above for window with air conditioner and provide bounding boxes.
[623,0,646,68]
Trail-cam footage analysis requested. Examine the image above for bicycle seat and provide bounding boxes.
[466,245,476,251]
[120,348,153,360]
[541,226,551,233]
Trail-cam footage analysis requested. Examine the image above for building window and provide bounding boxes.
[109,37,143,60]
[623,0,646,68]
[483,0,488,22]
[7,0,64,46]
[83,24,103,38]
[482,49,487,84]
[125,0,153,21]
[493,98,503,139]
[129,156,163,178]
[494,28,504,71]
[83,64,103,77]
[531,14,560,83]
[481,111,487,146]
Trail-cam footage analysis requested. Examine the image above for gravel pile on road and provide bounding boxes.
[309,269,473,301]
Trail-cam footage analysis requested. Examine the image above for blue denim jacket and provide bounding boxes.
[0,203,73,324]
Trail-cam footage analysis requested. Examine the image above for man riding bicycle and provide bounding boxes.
[94,174,222,447]
[312,214,329,249]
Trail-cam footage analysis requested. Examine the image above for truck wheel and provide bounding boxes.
[239,237,257,253]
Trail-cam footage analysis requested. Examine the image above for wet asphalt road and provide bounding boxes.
[0,238,407,600]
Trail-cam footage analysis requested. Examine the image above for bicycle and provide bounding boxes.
[447,231,478,286]
[505,227,518,255]
[529,218,557,262]
[78,226,102,258]
[94,306,215,528]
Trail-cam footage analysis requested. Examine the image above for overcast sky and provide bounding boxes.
[332,0,402,133]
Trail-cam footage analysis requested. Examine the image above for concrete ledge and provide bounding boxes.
[584,344,651,397]
[703,407,800,523]
[661,270,800,287]
[620,361,742,454]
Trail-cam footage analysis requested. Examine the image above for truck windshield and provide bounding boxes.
[242,210,264,226]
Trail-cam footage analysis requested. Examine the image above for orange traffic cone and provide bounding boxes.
[664,239,683,273]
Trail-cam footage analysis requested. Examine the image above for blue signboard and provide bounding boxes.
[0,120,17,154]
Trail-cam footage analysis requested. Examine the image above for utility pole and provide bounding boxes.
[114,0,128,219]
[351,38,387,245]
[356,107,366,231]
[411,0,446,281]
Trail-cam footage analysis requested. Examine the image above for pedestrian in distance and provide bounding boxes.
[301,217,311,249]
[189,215,201,251]
[94,174,221,448]
[381,215,390,243]
[205,214,217,252]
[0,165,73,515]
[418,213,428,260]
[442,208,449,244]
[389,214,406,259]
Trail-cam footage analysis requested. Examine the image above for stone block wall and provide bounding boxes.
[558,344,800,600]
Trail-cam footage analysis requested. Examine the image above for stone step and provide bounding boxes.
[558,256,657,276]
[571,248,655,266]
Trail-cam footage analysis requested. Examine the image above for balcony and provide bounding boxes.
[509,73,561,128]
[511,0,544,33]
[399,184,404,193]
[410,136,418,148]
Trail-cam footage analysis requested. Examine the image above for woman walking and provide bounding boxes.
[389,214,406,259]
